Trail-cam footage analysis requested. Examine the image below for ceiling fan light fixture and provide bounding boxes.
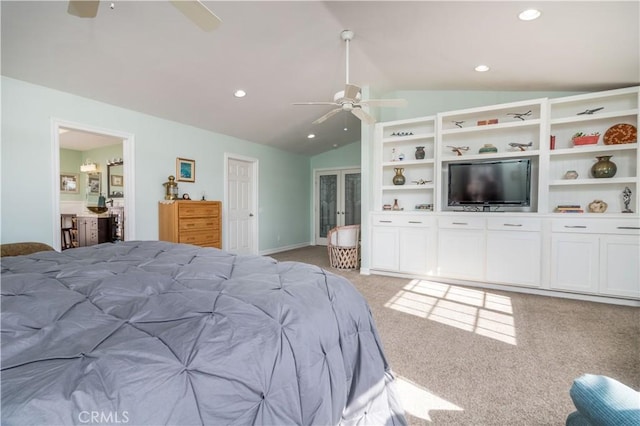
[475,64,490,72]
[518,9,541,21]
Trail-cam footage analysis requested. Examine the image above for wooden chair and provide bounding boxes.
[1,242,55,257]
[327,224,360,270]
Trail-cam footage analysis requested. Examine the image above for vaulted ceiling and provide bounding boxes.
[2,1,638,155]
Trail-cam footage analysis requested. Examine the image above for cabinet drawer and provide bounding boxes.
[552,219,640,235]
[178,203,219,218]
[179,218,220,232]
[487,217,541,232]
[438,216,486,230]
[371,214,433,227]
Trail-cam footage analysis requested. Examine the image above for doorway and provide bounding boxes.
[314,168,361,246]
[52,119,135,250]
[224,154,258,255]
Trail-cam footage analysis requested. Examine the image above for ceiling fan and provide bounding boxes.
[294,30,407,125]
[67,0,222,32]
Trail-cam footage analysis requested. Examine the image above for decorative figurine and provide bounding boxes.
[391,131,414,137]
[509,141,533,151]
[453,121,464,128]
[447,145,469,156]
[507,110,532,121]
[564,170,579,180]
[588,199,608,213]
[411,179,432,185]
[622,186,633,213]
[390,148,397,162]
[577,107,604,115]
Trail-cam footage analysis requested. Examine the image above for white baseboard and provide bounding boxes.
[260,242,311,256]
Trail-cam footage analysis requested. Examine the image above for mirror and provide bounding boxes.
[107,160,124,198]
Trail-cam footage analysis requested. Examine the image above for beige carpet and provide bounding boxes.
[271,245,639,425]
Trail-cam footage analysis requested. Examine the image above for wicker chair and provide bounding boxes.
[327,224,360,270]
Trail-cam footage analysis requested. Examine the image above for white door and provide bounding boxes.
[226,156,257,255]
[315,168,361,246]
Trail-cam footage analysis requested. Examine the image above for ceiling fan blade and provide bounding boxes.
[351,107,376,125]
[67,0,99,18]
[359,98,408,108]
[313,108,342,125]
[170,0,222,32]
[293,102,339,106]
[343,84,361,101]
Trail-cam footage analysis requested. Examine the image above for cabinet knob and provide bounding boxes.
[249,213,254,217]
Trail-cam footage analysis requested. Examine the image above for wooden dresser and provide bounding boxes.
[158,200,221,248]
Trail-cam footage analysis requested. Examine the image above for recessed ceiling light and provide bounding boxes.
[233,89,246,98]
[333,144,339,148]
[344,127,348,131]
[518,9,541,21]
[475,64,490,72]
[307,134,315,139]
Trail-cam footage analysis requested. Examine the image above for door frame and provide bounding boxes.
[223,153,259,254]
[51,118,136,250]
[313,166,361,246]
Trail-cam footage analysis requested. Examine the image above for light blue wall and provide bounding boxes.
[1,77,310,251]
[310,141,360,170]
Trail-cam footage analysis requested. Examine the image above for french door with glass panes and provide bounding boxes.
[315,168,361,246]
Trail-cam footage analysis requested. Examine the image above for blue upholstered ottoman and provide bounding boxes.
[566,374,640,426]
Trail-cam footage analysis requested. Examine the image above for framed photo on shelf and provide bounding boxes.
[60,173,79,193]
[177,157,195,182]
[88,172,101,195]
[111,174,123,186]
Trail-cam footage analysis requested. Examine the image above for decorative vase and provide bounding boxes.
[415,146,425,160]
[591,155,617,178]
[564,170,579,180]
[392,199,400,210]
[479,143,498,154]
[392,168,406,185]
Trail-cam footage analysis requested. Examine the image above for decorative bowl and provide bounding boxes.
[573,135,599,146]
[87,206,108,214]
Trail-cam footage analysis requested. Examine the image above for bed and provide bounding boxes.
[1,241,406,425]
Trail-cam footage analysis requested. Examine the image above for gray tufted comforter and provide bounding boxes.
[1,241,405,425]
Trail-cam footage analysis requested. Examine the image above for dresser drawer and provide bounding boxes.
[178,203,220,218]
[179,230,218,245]
[371,213,434,227]
[179,217,220,232]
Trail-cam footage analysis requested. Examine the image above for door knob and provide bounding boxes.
[249,213,254,217]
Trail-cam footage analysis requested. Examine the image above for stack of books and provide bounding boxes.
[555,204,584,213]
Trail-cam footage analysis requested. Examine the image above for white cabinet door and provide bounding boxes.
[550,233,599,293]
[399,227,432,275]
[371,226,399,271]
[486,230,541,287]
[437,228,485,280]
[599,235,640,298]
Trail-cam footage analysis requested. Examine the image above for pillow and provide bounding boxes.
[569,374,640,426]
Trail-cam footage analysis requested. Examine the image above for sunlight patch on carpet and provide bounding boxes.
[396,376,463,422]
[384,280,517,345]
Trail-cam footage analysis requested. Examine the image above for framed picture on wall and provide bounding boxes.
[111,174,123,186]
[177,157,195,182]
[88,172,101,194]
[60,173,79,193]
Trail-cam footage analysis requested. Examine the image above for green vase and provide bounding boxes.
[591,155,617,178]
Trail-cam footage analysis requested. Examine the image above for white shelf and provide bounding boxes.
[382,159,435,167]
[441,150,540,163]
[550,143,637,157]
[441,118,541,135]
[550,108,638,125]
[549,177,637,186]
[382,133,435,144]
[382,184,434,191]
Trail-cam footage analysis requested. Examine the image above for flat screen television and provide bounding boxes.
[448,159,531,211]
